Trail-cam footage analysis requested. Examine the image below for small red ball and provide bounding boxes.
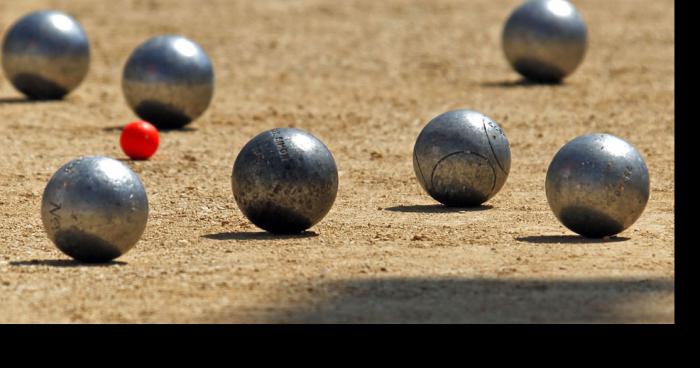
[120,121,159,160]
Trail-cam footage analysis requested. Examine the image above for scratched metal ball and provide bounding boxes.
[545,134,650,238]
[413,109,511,207]
[122,35,214,129]
[2,10,90,99]
[232,128,338,234]
[41,156,149,262]
[502,0,587,82]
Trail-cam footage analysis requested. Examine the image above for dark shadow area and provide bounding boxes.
[115,157,151,163]
[135,100,192,129]
[0,96,61,104]
[202,230,319,241]
[101,125,197,133]
[157,126,198,132]
[481,78,563,88]
[558,206,625,238]
[11,74,68,99]
[252,277,673,323]
[10,259,127,268]
[156,125,197,133]
[516,235,630,244]
[384,204,493,213]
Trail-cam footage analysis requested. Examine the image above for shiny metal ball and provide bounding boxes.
[545,133,650,238]
[232,128,338,234]
[413,109,511,207]
[41,156,149,262]
[122,35,214,129]
[502,0,587,82]
[2,10,90,99]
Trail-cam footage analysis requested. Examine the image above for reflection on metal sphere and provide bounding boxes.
[2,10,90,99]
[41,156,149,262]
[502,0,587,82]
[122,35,214,129]
[232,128,338,234]
[546,133,650,238]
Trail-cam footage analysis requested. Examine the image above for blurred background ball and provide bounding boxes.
[2,10,90,99]
[41,156,149,262]
[122,35,214,129]
[502,0,587,82]
[232,128,338,234]
[545,133,650,238]
[413,109,511,207]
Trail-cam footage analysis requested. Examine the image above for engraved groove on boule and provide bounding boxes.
[413,149,429,190]
[482,118,507,174]
[430,150,497,195]
[412,109,511,207]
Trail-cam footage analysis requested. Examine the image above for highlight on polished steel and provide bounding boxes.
[41,156,149,262]
[122,35,214,129]
[231,128,338,234]
[502,0,587,82]
[2,10,90,99]
[545,133,650,238]
[413,109,511,207]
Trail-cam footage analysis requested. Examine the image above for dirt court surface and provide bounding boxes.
[0,0,674,323]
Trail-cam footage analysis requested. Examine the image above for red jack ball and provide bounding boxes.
[120,120,159,160]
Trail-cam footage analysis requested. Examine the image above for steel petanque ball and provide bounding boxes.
[502,0,587,82]
[122,35,214,129]
[2,10,90,99]
[41,156,149,262]
[413,109,511,207]
[231,128,338,234]
[545,133,650,238]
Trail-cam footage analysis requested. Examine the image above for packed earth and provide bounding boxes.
[0,0,673,323]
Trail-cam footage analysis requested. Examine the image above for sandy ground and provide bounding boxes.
[0,0,674,323]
